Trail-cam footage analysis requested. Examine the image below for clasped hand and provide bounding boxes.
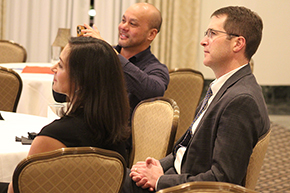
[130,157,164,192]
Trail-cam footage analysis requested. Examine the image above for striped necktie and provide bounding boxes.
[173,86,213,155]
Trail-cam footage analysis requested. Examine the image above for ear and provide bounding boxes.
[147,28,158,41]
[233,36,246,53]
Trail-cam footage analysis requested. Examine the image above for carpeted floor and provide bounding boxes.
[255,123,290,192]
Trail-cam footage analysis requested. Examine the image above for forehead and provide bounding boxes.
[60,44,71,63]
[123,5,149,23]
[208,15,227,30]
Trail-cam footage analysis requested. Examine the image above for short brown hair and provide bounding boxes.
[211,6,263,60]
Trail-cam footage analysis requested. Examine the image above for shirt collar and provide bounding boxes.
[115,45,151,63]
[211,63,248,95]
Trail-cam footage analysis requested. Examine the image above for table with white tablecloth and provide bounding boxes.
[0,63,55,117]
[0,111,52,182]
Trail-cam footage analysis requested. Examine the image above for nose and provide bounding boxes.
[50,63,57,73]
[200,36,208,47]
[119,22,129,32]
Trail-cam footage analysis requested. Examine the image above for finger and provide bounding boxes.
[131,175,142,182]
[135,177,148,187]
[83,23,91,29]
[145,157,153,165]
[92,24,98,30]
[141,181,152,189]
[131,167,138,172]
[129,171,139,178]
[135,161,146,165]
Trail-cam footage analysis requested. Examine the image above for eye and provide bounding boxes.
[58,62,63,69]
[130,22,137,26]
[211,30,217,36]
[205,30,209,36]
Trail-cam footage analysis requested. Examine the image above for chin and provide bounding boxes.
[52,87,61,94]
[203,57,214,67]
[203,60,210,67]
[118,39,131,48]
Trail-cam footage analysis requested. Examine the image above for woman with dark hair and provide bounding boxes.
[5,36,130,193]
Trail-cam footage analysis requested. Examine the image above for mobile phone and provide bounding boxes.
[77,25,86,37]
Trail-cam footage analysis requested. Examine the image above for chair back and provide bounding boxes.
[0,40,27,63]
[0,66,22,112]
[244,129,271,190]
[129,97,179,167]
[156,181,258,193]
[13,147,126,193]
[164,68,204,143]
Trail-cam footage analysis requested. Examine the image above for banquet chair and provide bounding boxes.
[156,181,258,193]
[0,40,27,63]
[129,97,179,167]
[0,66,22,112]
[12,147,126,193]
[243,129,271,190]
[164,68,204,143]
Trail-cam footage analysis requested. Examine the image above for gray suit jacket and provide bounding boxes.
[157,64,270,190]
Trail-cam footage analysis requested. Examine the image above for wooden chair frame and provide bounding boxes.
[0,66,22,112]
[13,147,126,193]
[156,181,258,193]
[0,40,27,63]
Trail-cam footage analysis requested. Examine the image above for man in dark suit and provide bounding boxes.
[123,6,270,192]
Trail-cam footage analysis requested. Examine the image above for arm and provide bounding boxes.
[28,136,66,156]
[8,136,66,193]
[118,54,169,100]
[159,153,175,171]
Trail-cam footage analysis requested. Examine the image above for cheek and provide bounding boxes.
[58,72,69,86]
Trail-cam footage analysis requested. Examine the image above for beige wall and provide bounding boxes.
[196,0,290,85]
[0,0,6,39]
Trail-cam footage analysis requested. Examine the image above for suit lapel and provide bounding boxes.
[192,64,252,136]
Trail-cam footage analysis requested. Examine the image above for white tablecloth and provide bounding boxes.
[0,63,55,117]
[0,111,52,182]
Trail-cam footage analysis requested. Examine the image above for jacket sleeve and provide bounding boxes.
[118,54,169,100]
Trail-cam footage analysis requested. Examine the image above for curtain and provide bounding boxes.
[4,0,90,62]
[0,0,6,39]
[93,0,137,46]
[139,0,201,70]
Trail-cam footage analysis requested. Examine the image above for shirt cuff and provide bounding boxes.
[155,176,161,191]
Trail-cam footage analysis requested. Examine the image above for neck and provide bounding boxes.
[213,59,248,79]
[120,45,149,59]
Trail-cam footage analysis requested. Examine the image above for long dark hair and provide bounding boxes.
[65,36,130,144]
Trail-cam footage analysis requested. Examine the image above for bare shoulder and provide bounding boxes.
[28,135,66,156]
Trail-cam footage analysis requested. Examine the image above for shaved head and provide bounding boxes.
[129,3,162,32]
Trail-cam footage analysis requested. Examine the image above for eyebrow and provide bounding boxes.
[122,15,139,23]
